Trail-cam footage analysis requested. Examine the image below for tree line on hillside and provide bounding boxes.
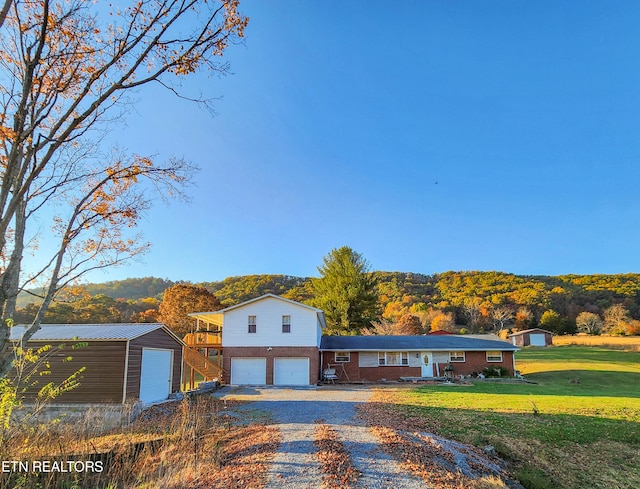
[14,254,640,337]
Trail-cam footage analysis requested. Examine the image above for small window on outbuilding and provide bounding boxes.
[486,351,503,362]
[334,351,350,362]
[450,351,465,362]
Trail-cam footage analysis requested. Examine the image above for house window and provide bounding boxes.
[487,351,503,362]
[378,352,408,366]
[282,315,291,333]
[450,351,465,362]
[334,351,350,362]
[248,315,256,334]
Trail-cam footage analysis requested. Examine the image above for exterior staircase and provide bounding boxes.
[183,346,224,382]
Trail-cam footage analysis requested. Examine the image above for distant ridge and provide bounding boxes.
[15,272,640,333]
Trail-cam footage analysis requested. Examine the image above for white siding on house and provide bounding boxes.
[408,352,421,367]
[222,297,321,347]
[433,352,450,363]
[316,318,323,348]
[359,352,378,367]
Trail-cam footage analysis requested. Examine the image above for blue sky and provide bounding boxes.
[89,1,640,282]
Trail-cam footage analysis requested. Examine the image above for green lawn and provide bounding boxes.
[387,346,640,489]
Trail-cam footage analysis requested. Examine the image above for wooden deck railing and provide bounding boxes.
[183,331,222,347]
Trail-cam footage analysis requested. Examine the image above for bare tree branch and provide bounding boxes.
[0,0,247,375]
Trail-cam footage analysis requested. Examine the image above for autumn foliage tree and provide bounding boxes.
[575,311,603,335]
[396,314,423,335]
[603,304,630,335]
[0,0,248,376]
[429,310,456,333]
[361,319,399,336]
[158,284,222,337]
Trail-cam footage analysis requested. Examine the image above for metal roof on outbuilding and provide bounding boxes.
[320,334,518,351]
[507,328,553,337]
[9,323,180,342]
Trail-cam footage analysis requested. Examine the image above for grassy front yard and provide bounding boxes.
[364,346,640,489]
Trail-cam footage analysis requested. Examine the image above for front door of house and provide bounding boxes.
[421,352,433,377]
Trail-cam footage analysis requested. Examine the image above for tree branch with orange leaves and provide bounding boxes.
[0,0,248,375]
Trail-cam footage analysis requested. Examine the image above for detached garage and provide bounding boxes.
[508,328,553,348]
[10,323,184,405]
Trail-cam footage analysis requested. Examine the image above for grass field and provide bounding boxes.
[553,335,640,351]
[378,346,640,489]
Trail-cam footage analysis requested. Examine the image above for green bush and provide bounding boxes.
[482,366,509,378]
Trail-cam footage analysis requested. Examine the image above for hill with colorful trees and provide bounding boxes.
[14,272,640,336]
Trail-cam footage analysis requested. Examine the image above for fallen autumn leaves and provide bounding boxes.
[313,422,360,488]
[358,388,520,489]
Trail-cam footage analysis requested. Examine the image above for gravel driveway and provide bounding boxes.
[213,385,424,489]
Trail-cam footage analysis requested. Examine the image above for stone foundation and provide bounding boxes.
[12,403,142,431]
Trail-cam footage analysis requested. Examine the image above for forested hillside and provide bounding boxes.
[199,275,313,306]
[13,272,640,335]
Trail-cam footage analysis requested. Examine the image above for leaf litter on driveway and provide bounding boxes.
[213,384,523,489]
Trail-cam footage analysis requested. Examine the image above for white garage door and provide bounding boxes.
[274,357,310,386]
[529,334,546,346]
[140,348,173,404]
[231,358,266,385]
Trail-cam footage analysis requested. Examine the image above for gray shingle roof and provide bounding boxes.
[9,323,169,342]
[320,335,518,351]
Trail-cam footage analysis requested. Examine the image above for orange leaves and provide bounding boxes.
[314,423,360,488]
[0,114,15,144]
[0,125,16,143]
[223,0,249,38]
[0,0,215,326]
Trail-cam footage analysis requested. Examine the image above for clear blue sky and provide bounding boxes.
[92,0,640,282]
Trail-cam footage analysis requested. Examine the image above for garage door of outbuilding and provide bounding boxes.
[231,357,267,385]
[140,348,173,404]
[529,334,546,346]
[274,357,310,385]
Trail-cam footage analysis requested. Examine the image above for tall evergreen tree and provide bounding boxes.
[310,247,379,335]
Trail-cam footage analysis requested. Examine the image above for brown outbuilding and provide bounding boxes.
[10,323,184,405]
[507,328,554,348]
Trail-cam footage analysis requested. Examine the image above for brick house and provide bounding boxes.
[320,335,519,382]
[190,294,519,385]
[189,294,326,385]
